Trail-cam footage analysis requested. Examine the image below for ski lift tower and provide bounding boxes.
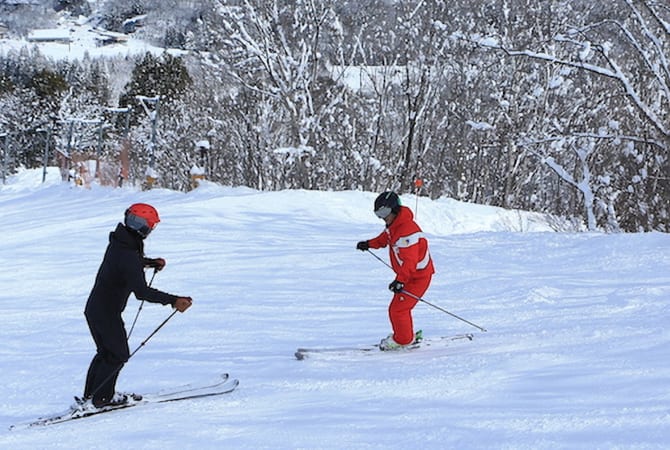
[1,133,8,185]
[136,95,161,188]
[37,125,53,183]
[59,118,103,184]
[105,106,132,187]
[106,106,132,138]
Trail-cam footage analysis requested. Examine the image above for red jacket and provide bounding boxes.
[368,206,434,284]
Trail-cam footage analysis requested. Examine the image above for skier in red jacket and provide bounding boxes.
[357,191,434,350]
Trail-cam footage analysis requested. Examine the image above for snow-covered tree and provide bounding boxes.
[465,0,669,230]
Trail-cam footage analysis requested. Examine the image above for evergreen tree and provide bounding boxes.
[119,52,192,124]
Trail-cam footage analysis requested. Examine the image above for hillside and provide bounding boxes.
[0,1,175,60]
[1,1,668,233]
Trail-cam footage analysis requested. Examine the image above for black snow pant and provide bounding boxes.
[84,311,130,404]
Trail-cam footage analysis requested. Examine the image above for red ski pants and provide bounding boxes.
[388,274,432,345]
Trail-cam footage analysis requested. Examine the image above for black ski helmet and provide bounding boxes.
[374,191,401,219]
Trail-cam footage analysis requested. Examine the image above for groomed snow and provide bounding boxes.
[0,168,668,449]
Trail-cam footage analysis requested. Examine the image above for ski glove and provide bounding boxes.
[174,297,192,313]
[388,280,404,293]
[356,241,370,251]
[144,258,166,271]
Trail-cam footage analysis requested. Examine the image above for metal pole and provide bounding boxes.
[105,106,132,187]
[1,134,7,185]
[135,95,160,171]
[127,269,157,340]
[123,108,131,138]
[95,120,105,180]
[366,248,392,270]
[400,289,488,332]
[88,310,178,402]
[42,126,51,183]
[149,97,160,170]
[96,121,104,156]
[364,249,487,332]
[65,120,75,182]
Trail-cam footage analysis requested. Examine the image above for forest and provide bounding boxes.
[0,0,668,232]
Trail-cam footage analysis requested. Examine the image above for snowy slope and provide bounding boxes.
[0,169,669,449]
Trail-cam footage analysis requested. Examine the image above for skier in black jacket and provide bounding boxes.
[83,203,192,408]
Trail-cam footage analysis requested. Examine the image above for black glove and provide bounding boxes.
[388,280,404,293]
[356,241,369,251]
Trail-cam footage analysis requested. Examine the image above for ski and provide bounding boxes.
[11,373,239,430]
[417,333,474,347]
[295,333,474,360]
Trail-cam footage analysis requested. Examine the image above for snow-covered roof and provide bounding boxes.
[328,64,406,93]
[92,29,129,45]
[122,14,147,27]
[27,28,72,43]
[1,0,42,5]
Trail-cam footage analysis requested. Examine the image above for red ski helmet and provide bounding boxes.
[124,203,160,238]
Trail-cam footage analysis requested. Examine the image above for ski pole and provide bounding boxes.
[364,249,487,332]
[88,310,178,402]
[127,268,157,340]
[400,289,487,332]
[366,249,393,270]
[128,310,177,358]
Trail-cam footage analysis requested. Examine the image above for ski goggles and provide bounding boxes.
[126,214,158,238]
[375,206,393,219]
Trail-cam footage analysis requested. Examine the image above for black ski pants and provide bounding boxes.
[84,311,130,403]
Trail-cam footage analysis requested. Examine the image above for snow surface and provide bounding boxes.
[1,169,669,449]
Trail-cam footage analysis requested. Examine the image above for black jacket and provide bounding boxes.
[85,223,177,319]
